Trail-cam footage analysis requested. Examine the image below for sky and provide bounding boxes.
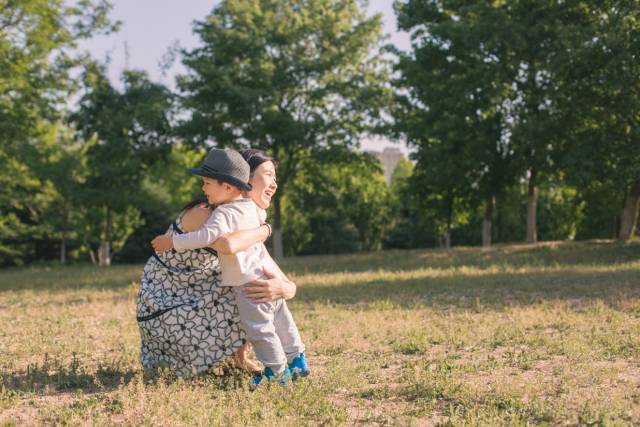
[79,0,412,154]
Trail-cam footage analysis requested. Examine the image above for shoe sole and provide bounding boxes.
[291,369,311,380]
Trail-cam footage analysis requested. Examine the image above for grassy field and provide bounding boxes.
[1,241,640,426]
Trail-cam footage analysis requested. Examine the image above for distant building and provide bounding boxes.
[365,147,405,183]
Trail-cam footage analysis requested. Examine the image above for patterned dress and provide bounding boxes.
[136,213,245,377]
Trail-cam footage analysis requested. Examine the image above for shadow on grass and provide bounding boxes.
[1,355,138,395]
[0,264,140,293]
[2,242,638,293]
[283,241,640,275]
[1,355,250,396]
[295,267,640,311]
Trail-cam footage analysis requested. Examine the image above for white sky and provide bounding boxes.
[79,0,411,154]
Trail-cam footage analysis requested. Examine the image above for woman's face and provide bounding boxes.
[248,161,277,209]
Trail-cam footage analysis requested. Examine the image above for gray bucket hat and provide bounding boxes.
[187,148,252,191]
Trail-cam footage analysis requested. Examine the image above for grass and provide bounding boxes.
[1,240,639,425]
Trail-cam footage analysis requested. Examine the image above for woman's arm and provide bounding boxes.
[182,206,292,301]
[241,246,297,302]
[210,224,271,254]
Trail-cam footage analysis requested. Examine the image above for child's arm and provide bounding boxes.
[151,234,175,253]
[211,224,271,254]
[152,208,233,253]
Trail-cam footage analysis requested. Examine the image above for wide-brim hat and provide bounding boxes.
[187,148,252,192]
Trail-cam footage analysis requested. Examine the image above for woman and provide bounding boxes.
[136,149,294,376]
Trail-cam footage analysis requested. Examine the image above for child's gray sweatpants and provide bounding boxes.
[232,286,305,374]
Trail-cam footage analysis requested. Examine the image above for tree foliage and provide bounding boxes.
[0,0,117,264]
[282,149,392,255]
[392,0,519,247]
[3,0,640,265]
[178,0,391,256]
[556,2,640,240]
[392,0,640,246]
[70,64,175,265]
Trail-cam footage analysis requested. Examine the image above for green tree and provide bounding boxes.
[393,0,518,248]
[384,157,433,249]
[557,2,640,241]
[410,142,474,248]
[394,1,618,245]
[26,123,89,263]
[0,0,117,264]
[178,0,391,257]
[0,0,116,148]
[71,64,174,265]
[282,149,392,255]
[496,2,568,243]
[536,179,584,241]
[118,144,207,262]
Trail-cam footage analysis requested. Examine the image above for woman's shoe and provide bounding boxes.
[288,352,310,380]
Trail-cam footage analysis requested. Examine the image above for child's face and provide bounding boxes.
[201,177,228,205]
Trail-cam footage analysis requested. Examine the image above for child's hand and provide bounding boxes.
[151,235,174,253]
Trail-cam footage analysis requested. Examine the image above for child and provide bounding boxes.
[151,148,309,386]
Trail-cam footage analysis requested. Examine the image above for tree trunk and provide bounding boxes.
[98,241,111,266]
[619,179,640,241]
[89,247,97,265]
[444,190,453,249]
[60,209,68,264]
[272,194,284,259]
[99,207,112,266]
[482,195,495,247]
[60,235,67,264]
[438,233,450,249]
[526,168,538,243]
[495,195,503,243]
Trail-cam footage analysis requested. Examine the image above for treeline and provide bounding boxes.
[391,0,640,249]
[1,0,639,266]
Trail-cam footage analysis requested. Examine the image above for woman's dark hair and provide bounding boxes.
[241,148,277,175]
[181,149,277,212]
[182,196,209,212]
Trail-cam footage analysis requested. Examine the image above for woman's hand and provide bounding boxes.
[241,266,297,302]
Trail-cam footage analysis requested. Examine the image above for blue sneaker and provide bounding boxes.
[250,366,291,390]
[288,353,310,380]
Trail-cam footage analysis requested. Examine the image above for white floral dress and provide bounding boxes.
[136,213,245,376]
